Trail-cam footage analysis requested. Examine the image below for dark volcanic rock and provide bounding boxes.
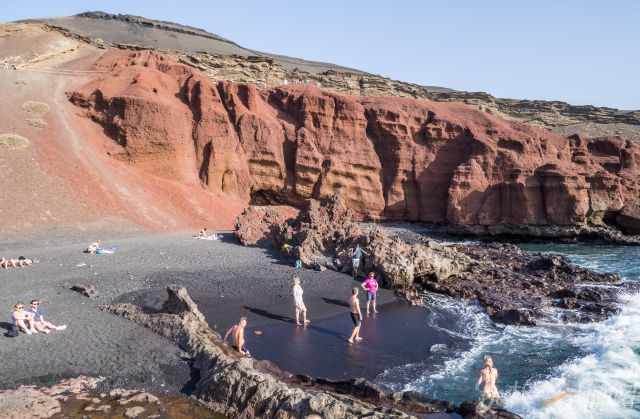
[70,284,98,299]
[239,196,628,326]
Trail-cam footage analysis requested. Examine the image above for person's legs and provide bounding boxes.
[295,307,301,325]
[302,308,309,324]
[16,319,31,334]
[372,293,378,313]
[35,322,51,334]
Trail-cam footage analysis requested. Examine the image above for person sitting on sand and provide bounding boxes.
[12,303,37,335]
[223,317,250,356]
[477,355,500,403]
[362,272,379,315]
[28,300,67,334]
[198,228,208,237]
[85,240,101,254]
[293,276,310,326]
[0,258,9,269]
[348,287,363,344]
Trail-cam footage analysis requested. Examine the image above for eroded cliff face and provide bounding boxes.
[69,51,640,234]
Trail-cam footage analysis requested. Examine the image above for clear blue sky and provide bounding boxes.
[3,1,639,109]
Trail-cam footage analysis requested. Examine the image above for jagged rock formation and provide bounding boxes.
[104,286,520,418]
[68,50,640,239]
[237,196,630,325]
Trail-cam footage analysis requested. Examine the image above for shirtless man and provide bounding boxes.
[477,355,500,402]
[347,287,363,343]
[224,317,250,356]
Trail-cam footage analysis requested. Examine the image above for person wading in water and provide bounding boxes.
[477,355,500,405]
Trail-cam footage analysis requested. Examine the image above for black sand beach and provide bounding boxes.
[0,232,452,392]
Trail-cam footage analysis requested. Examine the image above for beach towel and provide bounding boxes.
[194,234,219,241]
[95,247,117,255]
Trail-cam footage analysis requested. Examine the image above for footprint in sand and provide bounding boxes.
[0,133,30,150]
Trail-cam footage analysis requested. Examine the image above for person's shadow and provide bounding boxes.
[321,297,349,308]
[0,321,17,337]
[243,306,294,324]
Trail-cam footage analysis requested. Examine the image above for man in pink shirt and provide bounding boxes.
[361,271,379,315]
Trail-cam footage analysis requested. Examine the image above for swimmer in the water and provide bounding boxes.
[477,355,500,402]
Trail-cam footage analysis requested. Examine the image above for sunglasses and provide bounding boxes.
[16,306,23,309]
[31,303,39,306]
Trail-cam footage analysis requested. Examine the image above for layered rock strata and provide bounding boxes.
[104,286,519,419]
[68,50,640,238]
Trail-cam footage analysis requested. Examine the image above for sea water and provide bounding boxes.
[376,244,640,419]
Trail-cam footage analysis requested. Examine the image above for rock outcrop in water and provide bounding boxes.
[68,50,640,240]
[238,196,630,325]
[104,286,520,419]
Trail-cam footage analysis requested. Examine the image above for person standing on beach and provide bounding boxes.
[352,245,367,279]
[347,287,363,343]
[477,355,500,403]
[292,276,310,326]
[223,317,250,356]
[362,272,379,315]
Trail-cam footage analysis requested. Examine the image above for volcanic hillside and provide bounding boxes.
[1,13,640,240]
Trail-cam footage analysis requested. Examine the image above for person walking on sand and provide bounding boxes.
[12,303,38,335]
[362,272,379,315]
[477,355,500,403]
[28,300,67,333]
[293,276,310,326]
[347,287,363,343]
[224,317,250,356]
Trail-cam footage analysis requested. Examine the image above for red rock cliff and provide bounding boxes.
[68,51,640,234]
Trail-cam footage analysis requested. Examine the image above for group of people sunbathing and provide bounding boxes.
[1,256,33,269]
[10,300,67,336]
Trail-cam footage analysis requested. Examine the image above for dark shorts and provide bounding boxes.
[367,291,377,301]
[350,312,361,326]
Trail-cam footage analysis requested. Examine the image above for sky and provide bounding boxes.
[2,1,639,109]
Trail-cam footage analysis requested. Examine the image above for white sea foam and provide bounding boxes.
[504,293,640,419]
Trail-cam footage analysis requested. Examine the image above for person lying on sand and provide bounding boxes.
[28,300,66,334]
[85,240,101,254]
[348,287,363,344]
[12,303,38,335]
[224,317,250,356]
[362,271,379,315]
[16,256,33,267]
[0,258,10,268]
[293,276,310,326]
[477,355,500,403]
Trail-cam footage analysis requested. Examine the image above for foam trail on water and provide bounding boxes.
[504,293,640,419]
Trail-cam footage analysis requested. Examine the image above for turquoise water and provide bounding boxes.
[376,243,640,419]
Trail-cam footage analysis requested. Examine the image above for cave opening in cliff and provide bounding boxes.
[250,190,287,206]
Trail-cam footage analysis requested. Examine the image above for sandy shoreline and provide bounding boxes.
[0,231,430,394]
